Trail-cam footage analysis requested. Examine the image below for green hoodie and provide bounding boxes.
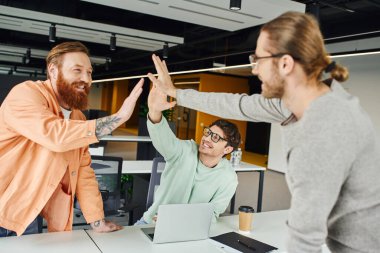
[142,116,238,223]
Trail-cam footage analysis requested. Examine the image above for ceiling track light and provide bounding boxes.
[24,48,31,64]
[163,42,169,59]
[49,23,56,42]
[230,0,241,11]
[26,48,31,58]
[110,33,116,51]
[105,58,111,71]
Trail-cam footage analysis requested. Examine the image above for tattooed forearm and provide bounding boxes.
[95,115,122,138]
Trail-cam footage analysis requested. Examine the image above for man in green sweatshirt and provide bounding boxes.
[136,85,240,224]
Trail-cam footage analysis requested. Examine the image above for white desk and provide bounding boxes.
[86,210,331,253]
[86,225,222,253]
[228,162,266,213]
[89,146,105,156]
[99,135,152,142]
[89,135,152,156]
[232,161,266,172]
[1,210,331,253]
[211,210,331,253]
[122,160,154,174]
[0,230,100,253]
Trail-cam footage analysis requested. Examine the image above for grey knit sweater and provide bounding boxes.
[177,81,380,253]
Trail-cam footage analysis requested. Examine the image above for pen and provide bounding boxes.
[238,239,256,251]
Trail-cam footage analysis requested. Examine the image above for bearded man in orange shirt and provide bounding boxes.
[0,42,144,236]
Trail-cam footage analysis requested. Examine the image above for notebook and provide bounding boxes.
[141,203,214,244]
[211,232,278,253]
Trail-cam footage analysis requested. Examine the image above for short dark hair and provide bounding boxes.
[46,41,90,78]
[209,119,241,151]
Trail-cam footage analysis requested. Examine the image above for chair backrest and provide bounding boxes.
[91,155,123,216]
[146,156,166,210]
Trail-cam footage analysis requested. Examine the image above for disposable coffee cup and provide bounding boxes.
[238,206,254,233]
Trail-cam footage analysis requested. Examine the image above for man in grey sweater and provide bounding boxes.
[147,11,380,253]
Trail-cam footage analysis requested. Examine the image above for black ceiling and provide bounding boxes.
[1,0,380,80]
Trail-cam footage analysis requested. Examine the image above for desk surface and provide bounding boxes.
[121,160,265,174]
[87,210,331,253]
[87,225,221,253]
[0,230,100,253]
[211,210,331,253]
[99,135,152,142]
[1,210,331,253]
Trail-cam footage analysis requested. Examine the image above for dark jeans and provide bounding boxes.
[0,216,42,237]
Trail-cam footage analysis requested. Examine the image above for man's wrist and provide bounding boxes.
[169,88,177,98]
[148,110,162,123]
[92,219,105,227]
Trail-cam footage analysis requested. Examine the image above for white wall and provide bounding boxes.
[268,53,380,173]
[340,54,380,135]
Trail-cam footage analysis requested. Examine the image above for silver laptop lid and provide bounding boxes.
[153,203,213,244]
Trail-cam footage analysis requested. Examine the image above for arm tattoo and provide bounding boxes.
[95,115,121,138]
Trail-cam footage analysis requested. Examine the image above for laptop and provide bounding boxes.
[141,203,213,244]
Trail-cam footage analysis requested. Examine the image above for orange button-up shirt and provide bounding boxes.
[0,80,104,235]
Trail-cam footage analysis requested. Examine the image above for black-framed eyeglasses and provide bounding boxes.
[203,127,227,143]
[249,53,287,67]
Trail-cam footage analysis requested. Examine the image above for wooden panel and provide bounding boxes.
[101,81,114,112]
[111,79,129,114]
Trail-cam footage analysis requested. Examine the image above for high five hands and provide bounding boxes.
[147,54,177,123]
[147,83,176,123]
[147,54,177,98]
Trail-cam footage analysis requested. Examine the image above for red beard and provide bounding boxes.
[56,71,90,110]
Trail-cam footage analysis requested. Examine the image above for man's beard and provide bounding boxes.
[261,67,285,99]
[56,71,90,110]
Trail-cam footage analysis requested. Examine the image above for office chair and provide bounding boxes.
[146,156,166,210]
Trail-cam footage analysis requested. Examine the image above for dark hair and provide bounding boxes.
[46,41,90,78]
[209,119,241,151]
[261,11,349,82]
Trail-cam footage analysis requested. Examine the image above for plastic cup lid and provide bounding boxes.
[238,206,254,213]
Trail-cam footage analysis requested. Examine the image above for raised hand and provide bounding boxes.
[147,84,176,123]
[117,78,144,120]
[95,78,143,138]
[148,54,177,98]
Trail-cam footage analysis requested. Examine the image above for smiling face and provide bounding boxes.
[50,51,93,110]
[198,125,231,158]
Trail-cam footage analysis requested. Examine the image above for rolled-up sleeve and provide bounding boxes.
[3,84,98,152]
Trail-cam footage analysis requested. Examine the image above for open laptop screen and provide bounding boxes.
[141,203,213,244]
